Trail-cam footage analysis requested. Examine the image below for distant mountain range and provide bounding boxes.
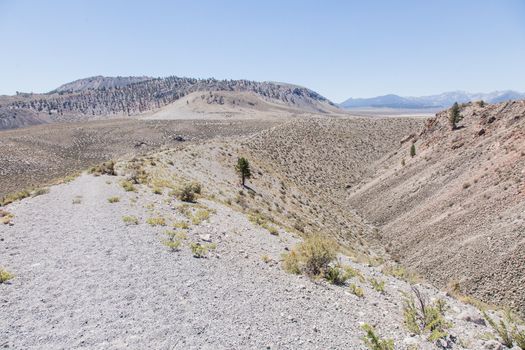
[339,90,525,109]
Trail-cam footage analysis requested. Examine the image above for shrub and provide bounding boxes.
[162,231,182,252]
[361,324,394,350]
[343,265,366,282]
[0,267,14,283]
[191,209,210,225]
[369,278,386,293]
[403,287,451,342]
[0,210,14,225]
[122,215,139,225]
[32,187,49,197]
[281,234,337,277]
[410,143,416,158]
[190,243,208,258]
[146,217,166,226]
[152,187,162,195]
[1,189,31,206]
[121,180,137,192]
[382,264,419,284]
[325,265,349,285]
[174,182,200,202]
[173,221,189,229]
[282,250,301,274]
[350,283,364,298]
[107,196,120,203]
[483,309,525,349]
[89,160,116,176]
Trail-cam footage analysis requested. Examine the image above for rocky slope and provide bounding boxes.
[0,148,512,349]
[347,100,525,314]
[0,76,339,129]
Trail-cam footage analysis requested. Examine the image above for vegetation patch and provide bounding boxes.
[146,217,167,226]
[0,210,14,225]
[1,189,31,206]
[382,264,420,284]
[483,310,525,349]
[0,267,14,283]
[402,287,451,342]
[121,180,137,192]
[122,215,139,225]
[349,283,364,298]
[281,234,337,278]
[89,160,116,176]
[190,242,216,258]
[361,324,394,350]
[107,196,120,203]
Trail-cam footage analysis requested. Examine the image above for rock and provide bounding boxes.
[482,340,504,350]
[458,309,486,326]
[173,135,185,142]
[478,128,486,136]
[403,336,419,347]
[199,234,212,242]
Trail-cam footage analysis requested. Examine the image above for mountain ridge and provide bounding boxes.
[340,90,525,109]
[0,76,339,130]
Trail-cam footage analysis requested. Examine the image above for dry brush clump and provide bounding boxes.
[282,234,337,278]
[89,160,116,176]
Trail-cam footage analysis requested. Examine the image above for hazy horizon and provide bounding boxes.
[1,0,524,101]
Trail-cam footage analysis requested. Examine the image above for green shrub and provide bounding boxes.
[174,182,201,202]
[122,215,139,225]
[369,278,386,293]
[281,234,337,277]
[162,233,182,252]
[350,283,364,298]
[325,265,349,285]
[483,309,525,349]
[403,287,451,342]
[107,196,120,203]
[191,209,211,225]
[361,324,394,350]
[191,243,208,258]
[121,180,137,192]
[0,267,14,283]
[146,217,166,226]
[410,143,416,157]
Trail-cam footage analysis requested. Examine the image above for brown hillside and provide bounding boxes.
[348,100,525,313]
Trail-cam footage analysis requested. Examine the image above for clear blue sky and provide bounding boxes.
[1,0,524,102]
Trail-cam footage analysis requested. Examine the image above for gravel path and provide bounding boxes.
[0,174,497,349]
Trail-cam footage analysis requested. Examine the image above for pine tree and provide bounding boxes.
[449,102,461,130]
[235,157,251,187]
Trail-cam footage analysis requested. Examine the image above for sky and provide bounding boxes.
[0,0,524,102]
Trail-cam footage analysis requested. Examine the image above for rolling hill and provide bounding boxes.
[0,76,339,130]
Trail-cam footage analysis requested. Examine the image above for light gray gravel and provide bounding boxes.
[0,174,501,349]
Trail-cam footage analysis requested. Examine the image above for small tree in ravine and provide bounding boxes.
[235,157,251,187]
[449,102,461,130]
[410,143,416,158]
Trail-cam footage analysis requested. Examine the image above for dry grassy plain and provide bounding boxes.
[0,118,281,199]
